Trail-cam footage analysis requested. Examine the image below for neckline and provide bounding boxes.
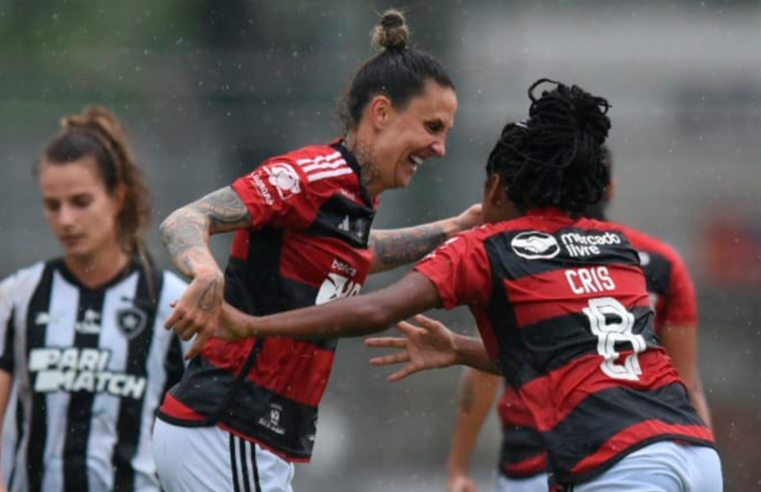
[330,138,374,208]
[53,257,139,294]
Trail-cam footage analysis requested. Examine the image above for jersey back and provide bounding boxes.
[416,209,713,483]
[493,220,701,479]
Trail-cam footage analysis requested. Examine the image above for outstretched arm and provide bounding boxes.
[368,204,482,274]
[206,272,442,360]
[446,368,501,492]
[160,187,251,358]
[365,315,500,382]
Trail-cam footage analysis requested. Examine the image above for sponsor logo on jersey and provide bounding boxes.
[560,231,622,257]
[251,172,275,206]
[116,307,148,339]
[331,258,357,277]
[315,273,362,305]
[257,403,286,435]
[74,309,102,335]
[266,162,301,200]
[29,347,146,399]
[511,231,561,260]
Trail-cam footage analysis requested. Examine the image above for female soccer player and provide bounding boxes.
[216,79,722,491]
[154,9,479,492]
[0,107,188,492]
[445,148,713,492]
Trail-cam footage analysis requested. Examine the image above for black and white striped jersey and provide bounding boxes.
[0,258,188,492]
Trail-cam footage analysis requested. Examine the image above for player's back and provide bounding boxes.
[459,209,713,483]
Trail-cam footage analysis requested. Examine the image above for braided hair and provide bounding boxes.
[486,79,611,213]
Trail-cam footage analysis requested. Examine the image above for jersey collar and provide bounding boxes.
[526,207,569,217]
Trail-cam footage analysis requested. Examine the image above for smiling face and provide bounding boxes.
[362,80,458,196]
[38,155,124,263]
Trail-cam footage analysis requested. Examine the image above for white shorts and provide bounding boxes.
[497,472,548,492]
[152,419,295,492]
[573,441,722,492]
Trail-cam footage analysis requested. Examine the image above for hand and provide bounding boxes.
[448,474,478,492]
[454,204,483,232]
[365,314,458,382]
[165,270,225,360]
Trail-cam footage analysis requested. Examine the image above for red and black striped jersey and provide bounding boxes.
[416,208,714,484]
[492,220,701,479]
[158,141,377,462]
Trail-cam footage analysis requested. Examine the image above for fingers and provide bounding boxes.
[395,320,423,337]
[411,314,443,330]
[364,337,407,348]
[387,364,420,382]
[369,351,410,367]
[164,304,184,330]
[184,331,210,360]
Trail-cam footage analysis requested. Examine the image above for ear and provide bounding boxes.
[484,174,507,207]
[367,94,394,130]
[606,179,617,202]
[112,183,128,212]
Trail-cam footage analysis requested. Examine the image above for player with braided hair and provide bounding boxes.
[214,79,722,491]
[445,146,713,492]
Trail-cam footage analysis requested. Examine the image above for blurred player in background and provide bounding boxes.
[445,148,713,492]
[216,79,722,492]
[154,9,481,492]
[0,107,189,492]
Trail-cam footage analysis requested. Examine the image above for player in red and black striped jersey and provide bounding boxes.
[445,149,712,492]
[154,10,483,492]
[218,79,722,491]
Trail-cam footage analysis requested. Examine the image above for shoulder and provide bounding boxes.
[0,261,47,297]
[0,261,48,315]
[254,144,354,197]
[609,222,684,264]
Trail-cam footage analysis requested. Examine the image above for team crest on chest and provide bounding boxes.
[116,307,148,339]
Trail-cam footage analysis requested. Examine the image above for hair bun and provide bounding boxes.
[371,9,409,52]
[62,106,130,148]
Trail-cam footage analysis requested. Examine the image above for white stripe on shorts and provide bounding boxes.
[230,434,262,492]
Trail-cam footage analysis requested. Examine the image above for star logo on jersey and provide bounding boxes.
[511,231,560,260]
[266,162,301,200]
[116,307,148,339]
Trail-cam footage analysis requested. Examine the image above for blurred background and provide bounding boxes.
[1,0,759,490]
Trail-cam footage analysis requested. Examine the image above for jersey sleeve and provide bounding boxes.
[414,231,493,310]
[231,156,323,230]
[662,249,698,328]
[0,274,17,374]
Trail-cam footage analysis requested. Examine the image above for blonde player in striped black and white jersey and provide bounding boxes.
[0,106,189,492]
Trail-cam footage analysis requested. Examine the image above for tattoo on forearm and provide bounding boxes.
[160,187,250,277]
[370,224,447,268]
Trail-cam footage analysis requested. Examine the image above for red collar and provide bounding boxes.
[525,207,569,217]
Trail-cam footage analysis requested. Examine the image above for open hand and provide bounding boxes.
[165,270,224,360]
[365,314,458,382]
[448,474,478,492]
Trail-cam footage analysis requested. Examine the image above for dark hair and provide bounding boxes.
[37,106,154,277]
[486,79,611,213]
[340,9,455,131]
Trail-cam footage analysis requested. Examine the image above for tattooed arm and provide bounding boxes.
[160,187,251,358]
[446,367,502,492]
[368,204,482,274]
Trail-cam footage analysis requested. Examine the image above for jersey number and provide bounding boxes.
[583,297,646,381]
